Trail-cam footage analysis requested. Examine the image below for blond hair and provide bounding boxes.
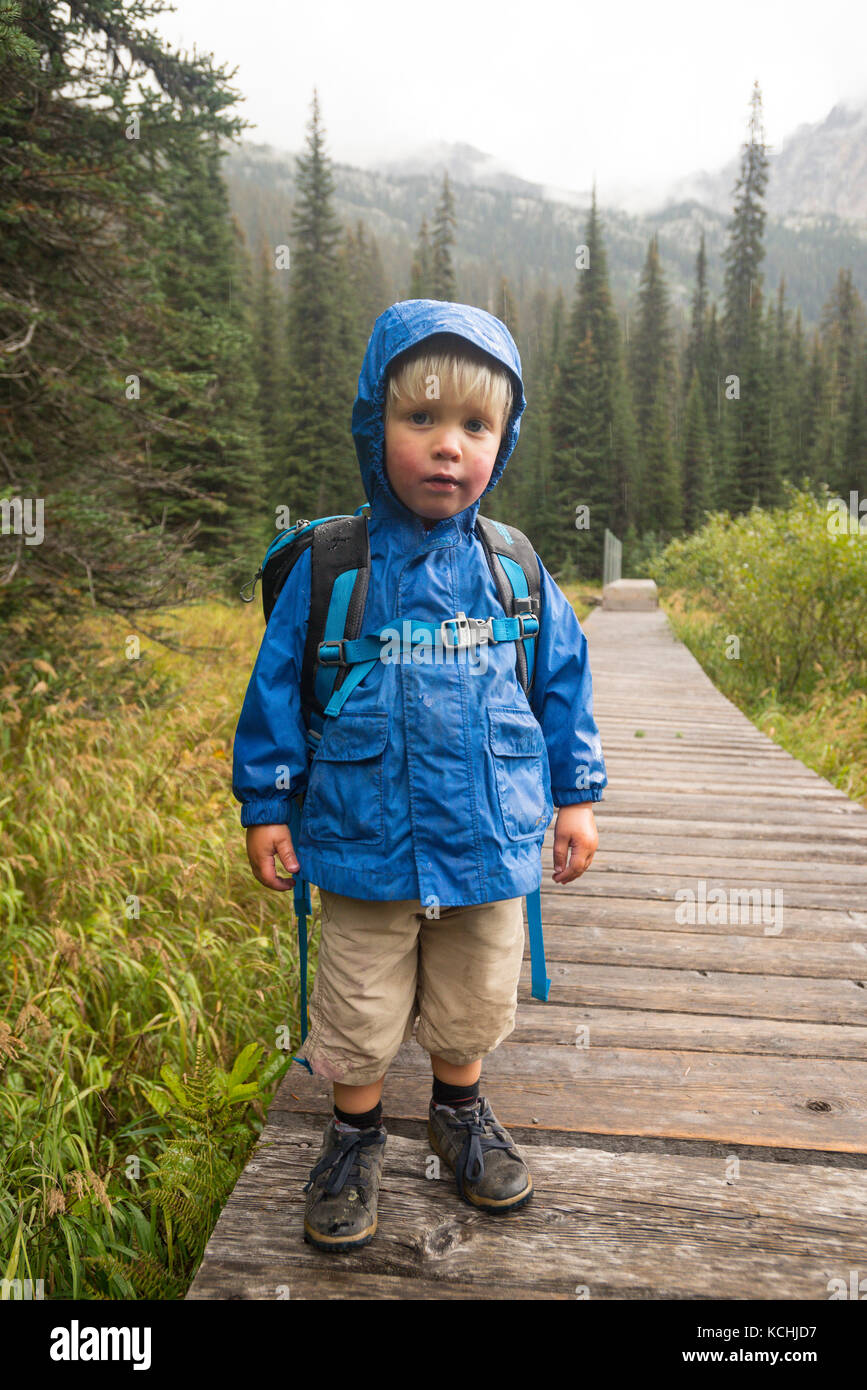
[383,335,513,439]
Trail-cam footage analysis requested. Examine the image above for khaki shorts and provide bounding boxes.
[296,890,526,1086]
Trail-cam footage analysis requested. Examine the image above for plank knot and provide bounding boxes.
[422,1221,466,1257]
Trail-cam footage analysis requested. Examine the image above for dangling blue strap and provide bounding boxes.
[287,794,314,1075]
[323,656,380,717]
[526,887,550,1001]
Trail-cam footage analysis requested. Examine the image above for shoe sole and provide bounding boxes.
[303,1215,377,1252]
[427,1123,534,1213]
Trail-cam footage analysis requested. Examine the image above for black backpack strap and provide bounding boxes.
[301,515,371,729]
[475,515,542,695]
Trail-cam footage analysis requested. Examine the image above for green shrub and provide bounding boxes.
[650,482,867,701]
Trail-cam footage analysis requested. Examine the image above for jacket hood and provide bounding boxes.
[351,299,526,525]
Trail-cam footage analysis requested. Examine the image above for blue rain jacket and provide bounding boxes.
[232,299,607,907]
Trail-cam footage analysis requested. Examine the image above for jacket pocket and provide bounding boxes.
[488,707,553,841]
[303,710,389,845]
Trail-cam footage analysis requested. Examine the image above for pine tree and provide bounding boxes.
[765,280,795,490]
[704,303,729,507]
[725,305,776,511]
[722,82,770,361]
[281,89,358,519]
[408,216,433,298]
[611,369,641,540]
[430,172,457,301]
[630,233,675,440]
[682,231,708,398]
[644,360,682,537]
[820,269,865,415]
[628,233,680,531]
[802,331,827,481]
[843,350,867,497]
[550,188,636,575]
[527,288,568,553]
[554,330,610,576]
[681,368,712,531]
[149,136,268,578]
[496,286,557,550]
[786,306,808,482]
[340,219,388,361]
[0,0,264,646]
[253,239,288,506]
[720,81,773,512]
[815,269,867,495]
[496,274,519,339]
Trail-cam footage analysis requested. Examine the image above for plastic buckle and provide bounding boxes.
[515,613,538,639]
[318,638,348,666]
[440,612,472,649]
[439,613,495,649]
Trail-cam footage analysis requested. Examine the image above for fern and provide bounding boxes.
[87,1250,187,1300]
[148,1038,263,1268]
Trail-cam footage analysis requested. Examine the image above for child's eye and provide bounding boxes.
[466,419,488,433]
[409,410,429,425]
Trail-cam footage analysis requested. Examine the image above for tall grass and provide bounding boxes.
[0,599,318,1298]
[649,484,867,806]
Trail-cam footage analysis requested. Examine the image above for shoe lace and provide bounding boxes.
[303,1126,386,1197]
[445,1098,514,1197]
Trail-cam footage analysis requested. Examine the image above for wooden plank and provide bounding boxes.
[593,805,867,829]
[185,1125,867,1301]
[271,1036,867,1153]
[541,872,861,911]
[186,1262,553,1301]
[515,959,867,1026]
[529,923,867,978]
[582,829,867,861]
[591,779,848,798]
[601,753,833,774]
[582,850,867,883]
[587,792,867,822]
[537,892,867,937]
[503,1002,867,1060]
[591,814,867,845]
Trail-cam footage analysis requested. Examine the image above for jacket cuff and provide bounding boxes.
[239,797,297,828]
[552,788,604,807]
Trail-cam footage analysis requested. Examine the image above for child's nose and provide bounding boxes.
[432,428,461,455]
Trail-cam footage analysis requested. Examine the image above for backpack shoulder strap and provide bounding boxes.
[475,515,542,694]
[300,513,371,743]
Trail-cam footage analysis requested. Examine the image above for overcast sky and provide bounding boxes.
[150,0,867,202]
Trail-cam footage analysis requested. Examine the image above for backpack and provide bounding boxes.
[240,503,552,1076]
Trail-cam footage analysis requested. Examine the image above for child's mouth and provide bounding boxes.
[426,477,459,490]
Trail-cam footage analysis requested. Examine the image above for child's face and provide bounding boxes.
[383,387,502,528]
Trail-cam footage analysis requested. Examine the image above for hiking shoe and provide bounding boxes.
[302,1116,387,1252]
[427,1096,533,1213]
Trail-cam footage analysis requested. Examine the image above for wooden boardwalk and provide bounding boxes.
[188,607,867,1300]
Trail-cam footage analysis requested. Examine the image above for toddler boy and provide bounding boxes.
[233,299,606,1251]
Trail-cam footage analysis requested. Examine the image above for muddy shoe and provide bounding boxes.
[427,1096,533,1213]
[302,1116,387,1251]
